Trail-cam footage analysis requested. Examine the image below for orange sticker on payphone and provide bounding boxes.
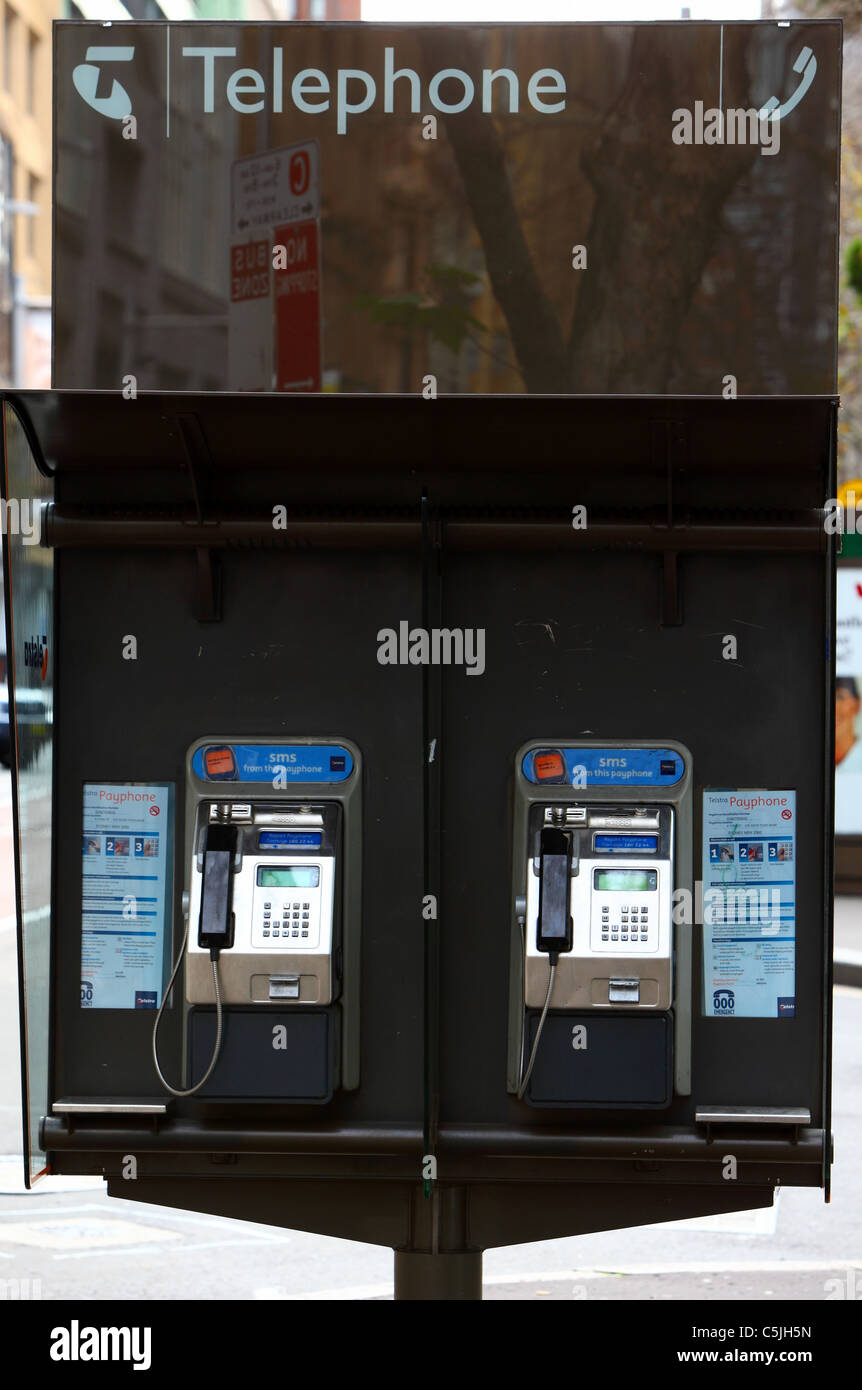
[204,746,238,780]
[533,750,567,782]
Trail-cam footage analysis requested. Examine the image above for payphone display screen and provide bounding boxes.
[259,831,322,850]
[593,870,658,892]
[594,834,658,853]
[256,866,321,888]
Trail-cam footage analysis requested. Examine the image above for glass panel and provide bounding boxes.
[53,20,841,395]
[1,402,53,1185]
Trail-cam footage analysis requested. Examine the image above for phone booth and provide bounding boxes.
[2,12,843,1300]
[3,389,837,1298]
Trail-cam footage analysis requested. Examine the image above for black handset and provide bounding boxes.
[537,826,573,955]
[198,824,237,950]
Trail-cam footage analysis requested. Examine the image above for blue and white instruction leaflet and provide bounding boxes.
[81,783,173,1009]
[701,790,796,1019]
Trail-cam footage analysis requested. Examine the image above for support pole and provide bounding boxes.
[393,1250,483,1301]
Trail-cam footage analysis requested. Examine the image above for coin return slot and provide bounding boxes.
[609,977,640,1003]
[269,975,301,999]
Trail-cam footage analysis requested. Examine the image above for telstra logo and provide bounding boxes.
[72,46,134,119]
[24,634,48,681]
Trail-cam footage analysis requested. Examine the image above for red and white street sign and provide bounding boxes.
[228,239,273,391]
[273,219,321,393]
[230,240,270,302]
[231,143,320,238]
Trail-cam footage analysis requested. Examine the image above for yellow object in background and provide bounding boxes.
[838,480,862,510]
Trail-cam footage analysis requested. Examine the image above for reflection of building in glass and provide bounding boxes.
[57,20,228,391]
[291,1,360,16]
[0,0,52,385]
[55,2,347,390]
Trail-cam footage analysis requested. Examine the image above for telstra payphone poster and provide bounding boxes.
[701,790,797,1019]
[81,783,173,1009]
[53,21,840,394]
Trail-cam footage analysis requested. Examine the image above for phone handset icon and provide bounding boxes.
[758,45,817,122]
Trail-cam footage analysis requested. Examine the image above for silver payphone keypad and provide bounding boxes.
[252,865,323,949]
[594,894,657,951]
[590,862,661,952]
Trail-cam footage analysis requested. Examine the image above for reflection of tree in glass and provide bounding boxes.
[416,27,765,395]
[803,0,862,475]
[355,263,487,354]
[355,262,520,377]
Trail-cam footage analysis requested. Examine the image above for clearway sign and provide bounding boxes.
[231,143,320,239]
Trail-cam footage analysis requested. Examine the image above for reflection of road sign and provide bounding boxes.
[230,240,270,302]
[274,220,321,394]
[290,149,311,195]
[231,143,319,238]
[229,145,321,391]
[229,239,272,389]
[229,239,273,390]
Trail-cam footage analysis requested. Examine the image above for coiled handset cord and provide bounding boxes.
[152,920,223,1097]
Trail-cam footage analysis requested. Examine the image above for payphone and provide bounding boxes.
[509,740,693,1107]
[185,801,339,1007]
[153,736,362,1102]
